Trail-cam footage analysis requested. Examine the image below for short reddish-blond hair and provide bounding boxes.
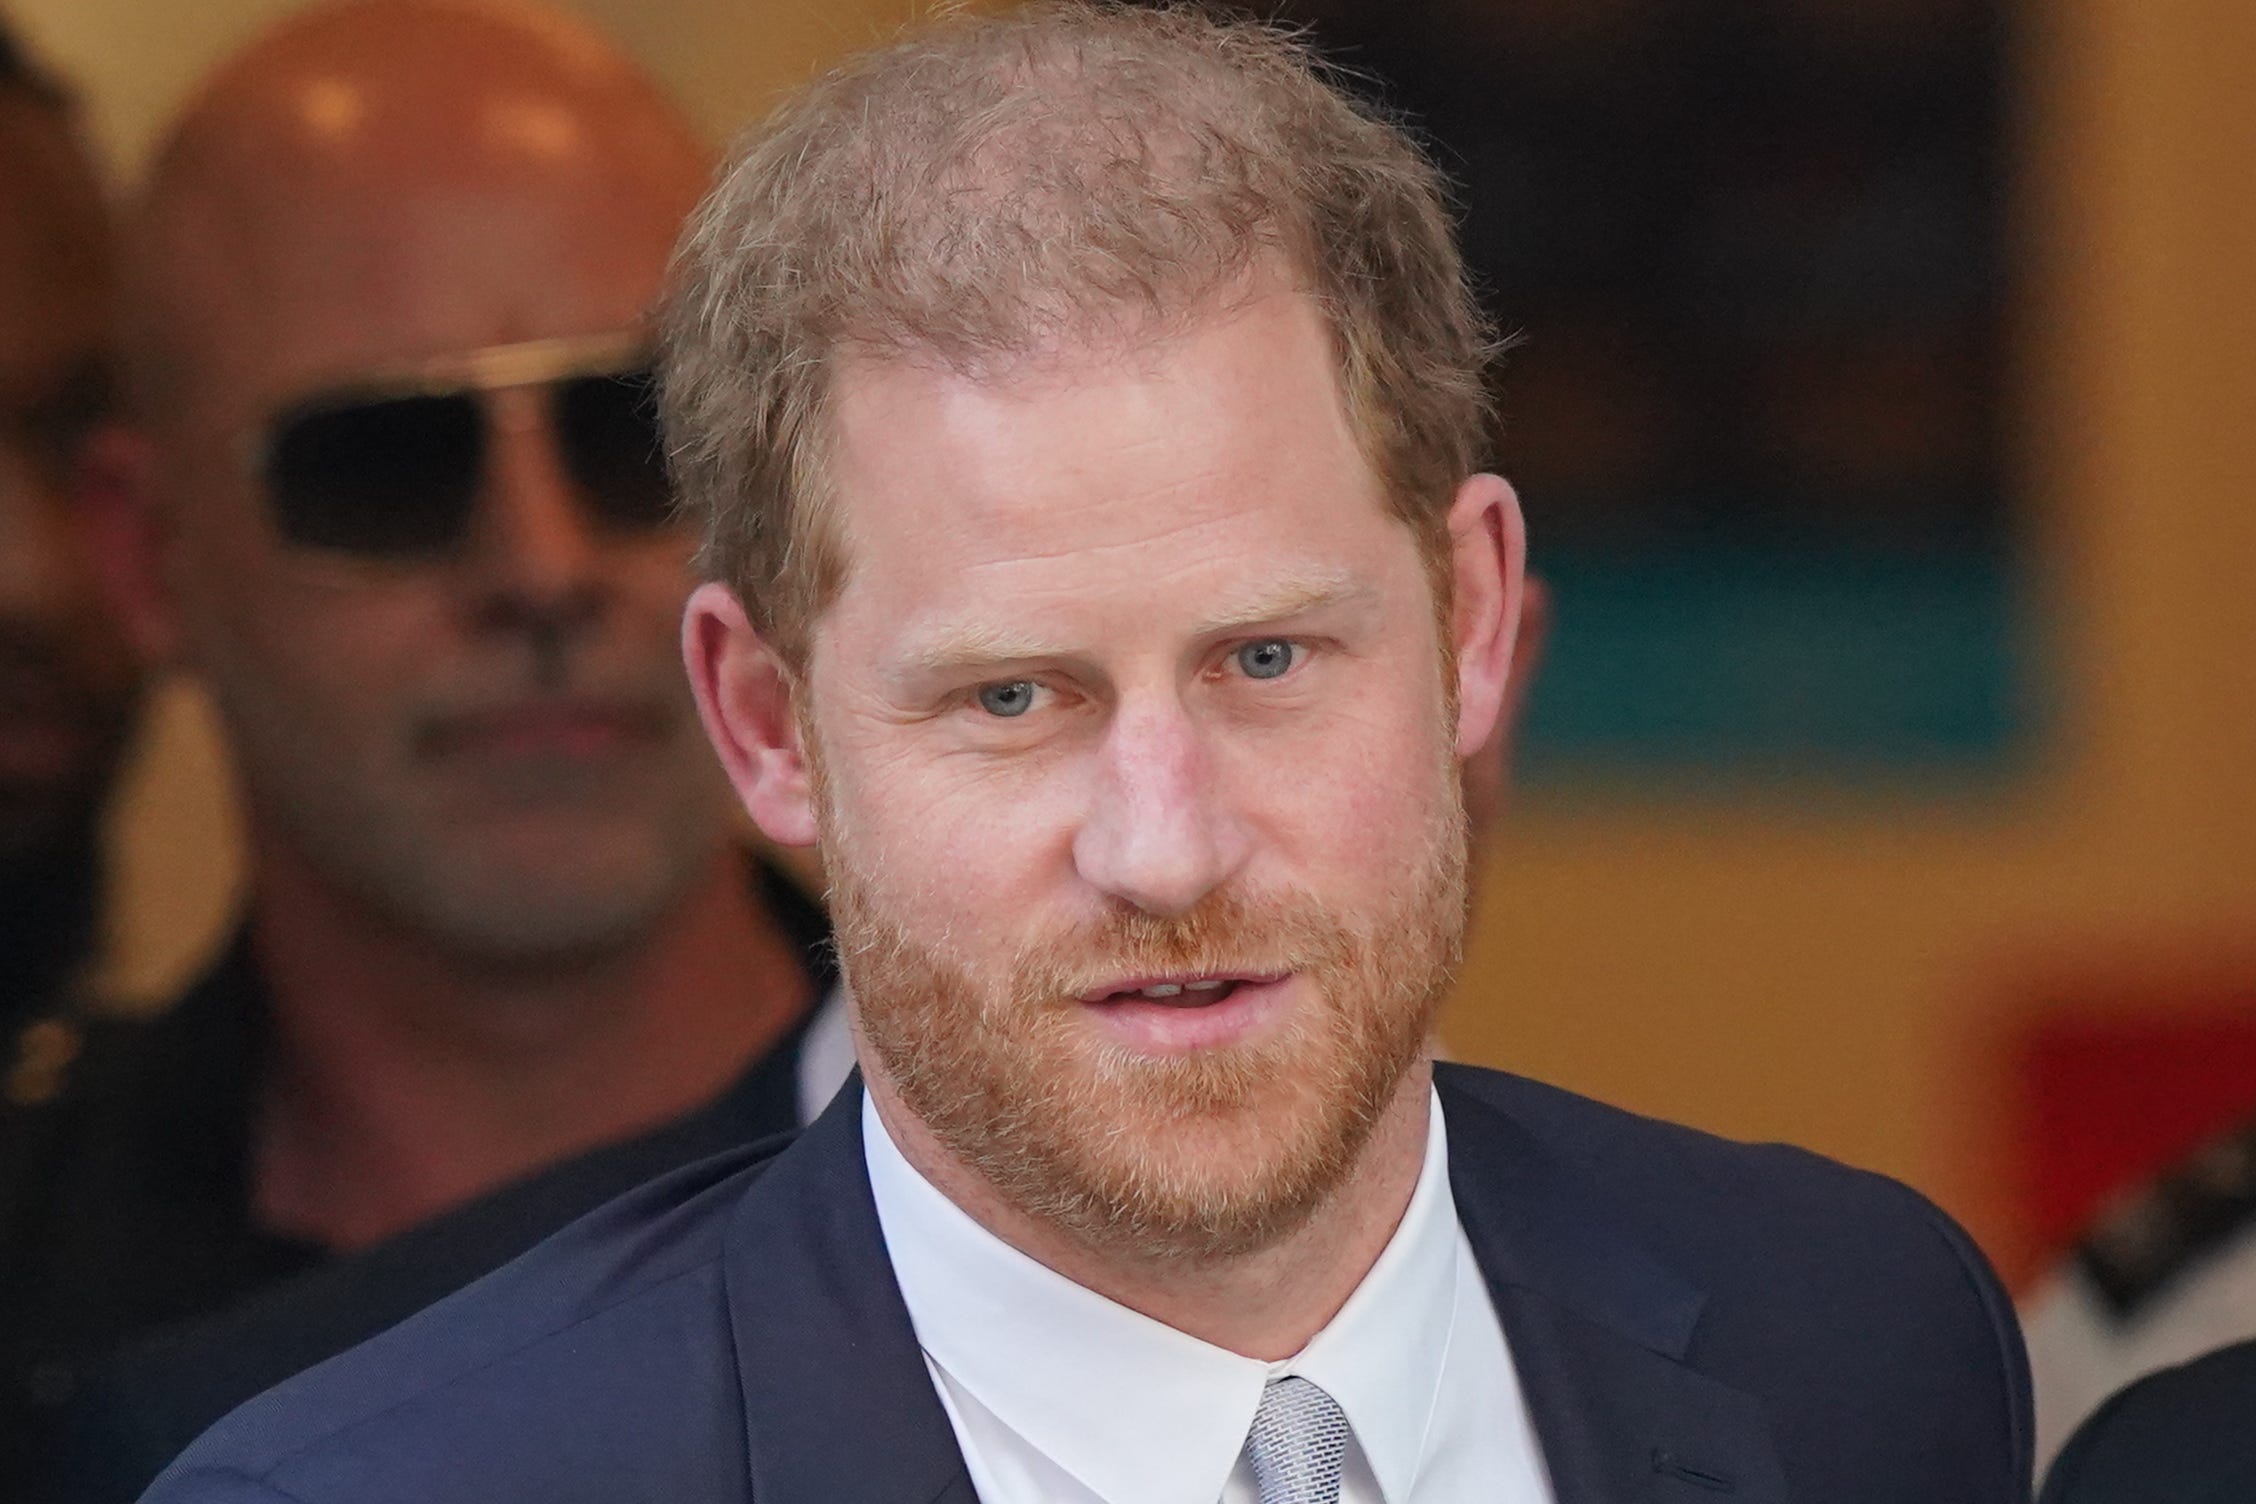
[660,1,1499,668]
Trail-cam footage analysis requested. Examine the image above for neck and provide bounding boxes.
[248,840,811,1251]
[868,1057,1434,1361]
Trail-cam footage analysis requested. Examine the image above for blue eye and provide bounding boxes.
[976,680,1038,717]
[1235,639,1297,680]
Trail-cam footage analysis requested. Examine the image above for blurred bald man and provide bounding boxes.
[0,2,848,1490]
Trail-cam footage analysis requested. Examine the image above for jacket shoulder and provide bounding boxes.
[1437,1062,2033,1490]
[145,1139,789,1504]
[2040,1338,2256,1504]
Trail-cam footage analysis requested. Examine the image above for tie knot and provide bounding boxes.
[1243,1376,1351,1504]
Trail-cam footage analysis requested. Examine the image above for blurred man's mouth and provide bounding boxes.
[416,697,671,763]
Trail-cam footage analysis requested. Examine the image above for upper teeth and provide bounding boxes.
[1132,979,1229,999]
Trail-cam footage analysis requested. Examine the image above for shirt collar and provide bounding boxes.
[864,1087,1459,1504]
[1287,1094,1459,1504]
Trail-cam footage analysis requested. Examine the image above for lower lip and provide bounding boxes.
[1081,975,1296,1055]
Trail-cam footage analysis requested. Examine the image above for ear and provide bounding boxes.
[76,423,183,666]
[1461,572,1549,836]
[1445,472,1527,765]
[682,581,819,847]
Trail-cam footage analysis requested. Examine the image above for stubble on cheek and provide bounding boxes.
[821,738,1471,1267]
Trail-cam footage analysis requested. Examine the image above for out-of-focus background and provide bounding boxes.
[14,0,2256,1288]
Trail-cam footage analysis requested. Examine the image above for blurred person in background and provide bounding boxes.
[0,0,849,1492]
[0,20,142,1101]
[2022,1111,2256,1464]
[2037,1333,2256,1502]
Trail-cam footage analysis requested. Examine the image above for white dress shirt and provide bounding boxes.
[864,1086,1555,1504]
[793,987,858,1124]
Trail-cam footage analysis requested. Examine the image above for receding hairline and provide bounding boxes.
[660,0,1497,671]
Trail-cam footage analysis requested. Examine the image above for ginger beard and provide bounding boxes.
[818,728,1472,1266]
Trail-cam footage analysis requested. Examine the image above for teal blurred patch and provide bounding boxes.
[1518,548,2034,781]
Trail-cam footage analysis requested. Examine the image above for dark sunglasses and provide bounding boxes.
[250,334,674,562]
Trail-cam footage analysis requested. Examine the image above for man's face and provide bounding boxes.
[141,134,727,963]
[0,96,136,866]
[806,288,1475,1260]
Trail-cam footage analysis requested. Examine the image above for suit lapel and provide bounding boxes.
[719,1078,979,1504]
[1439,1071,1790,1503]
[716,1067,1792,1504]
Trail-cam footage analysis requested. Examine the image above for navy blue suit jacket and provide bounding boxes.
[2037,1337,2256,1504]
[145,1065,2032,1503]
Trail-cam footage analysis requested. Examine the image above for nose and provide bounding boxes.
[1072,696,1253,917]
[460,386,608,642]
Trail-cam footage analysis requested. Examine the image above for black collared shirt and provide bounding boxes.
[0,858,832,1499]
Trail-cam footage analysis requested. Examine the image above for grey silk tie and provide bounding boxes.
[1242,1376,1352,1504]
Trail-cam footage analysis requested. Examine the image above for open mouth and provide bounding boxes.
[1078,973,1286,1008]
[1074,971,1298,1053]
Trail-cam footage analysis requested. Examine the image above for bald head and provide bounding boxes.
[128,0,708,418]
[97,1,741,967]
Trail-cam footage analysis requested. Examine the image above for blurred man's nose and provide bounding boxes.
[1071,696,1253,917]
[462,387,607,639]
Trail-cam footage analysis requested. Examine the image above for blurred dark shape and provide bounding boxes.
[1275,0,2006,544]
[0,17,148,1493]
[28,864,833,1504]
[0,20,141,1046]
[2038,1337,2256,1502]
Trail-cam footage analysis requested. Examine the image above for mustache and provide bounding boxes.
[964,889,1356,1003]
[406,657,689,751]
[404,626,689,715]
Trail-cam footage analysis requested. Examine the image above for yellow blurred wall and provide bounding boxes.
[9,0,2254,1274]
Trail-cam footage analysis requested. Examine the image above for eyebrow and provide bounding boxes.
[891,565,1378,680]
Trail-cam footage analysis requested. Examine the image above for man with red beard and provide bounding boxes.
[148,6,2031,1502]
